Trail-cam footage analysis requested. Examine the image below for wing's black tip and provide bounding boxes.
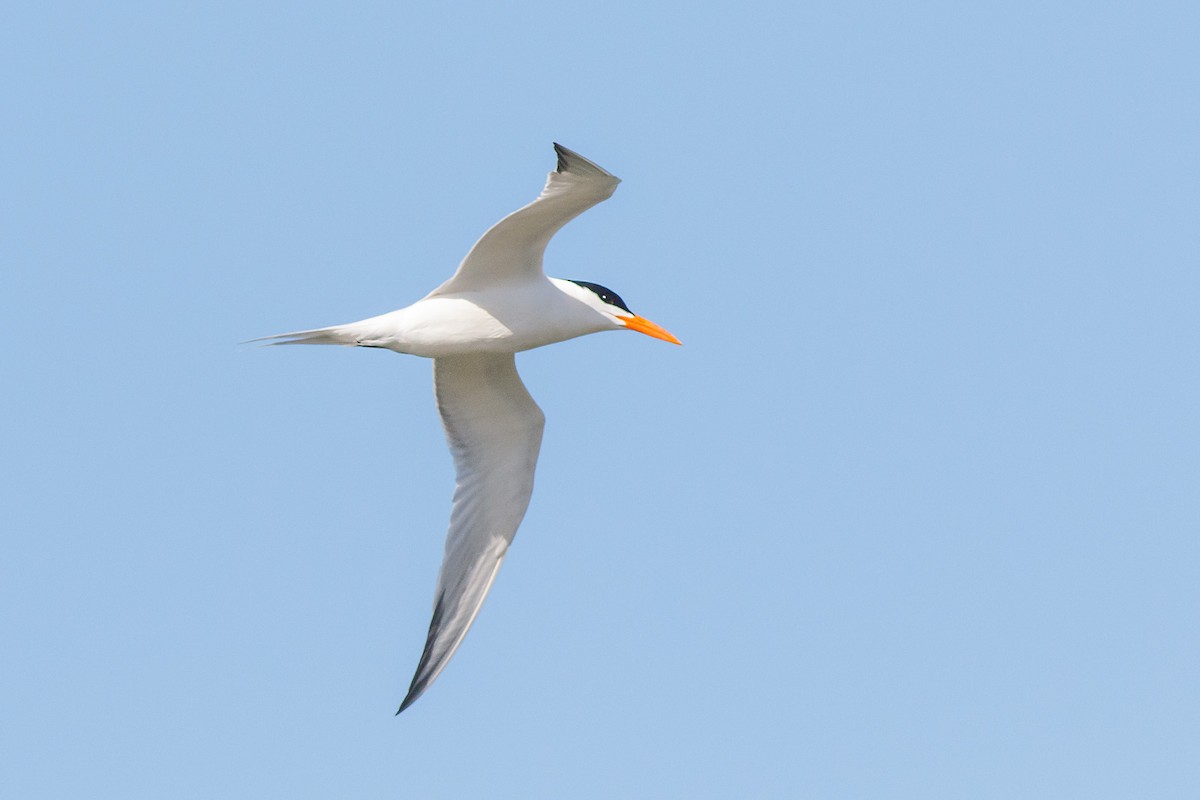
[394,592,448,716]
[395,687,420,714]
[550,142,618,180]
[394,672,425,716]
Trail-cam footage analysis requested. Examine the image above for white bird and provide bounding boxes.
[256,144,679,714]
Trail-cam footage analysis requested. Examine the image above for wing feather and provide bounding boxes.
[397,353,545,713]
[429,144,620,295]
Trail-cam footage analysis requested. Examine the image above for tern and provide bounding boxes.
[256,144,679,714]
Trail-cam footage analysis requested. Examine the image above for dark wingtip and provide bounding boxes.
[395,671,429,715]
[395,693,417,716]
[394,592,448,717]
[550,142,618,180]
[394,669,425,716]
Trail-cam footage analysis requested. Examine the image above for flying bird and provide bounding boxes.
[256,144,679,714]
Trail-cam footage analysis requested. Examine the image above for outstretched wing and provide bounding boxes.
[397,353,546,713]
[429,143,620,295]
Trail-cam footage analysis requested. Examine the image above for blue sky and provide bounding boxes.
[3,1,1197,797]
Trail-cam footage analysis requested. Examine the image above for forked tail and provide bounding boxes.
[244,324,361,347]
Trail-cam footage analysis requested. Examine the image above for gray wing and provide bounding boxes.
[429,143,620,295]
[397,353,545,713]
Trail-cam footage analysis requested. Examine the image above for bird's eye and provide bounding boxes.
[568,280,633,314]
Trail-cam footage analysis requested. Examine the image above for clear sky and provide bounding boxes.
[3,1,1197,797]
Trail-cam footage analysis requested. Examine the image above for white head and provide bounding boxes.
[554,278,682,344]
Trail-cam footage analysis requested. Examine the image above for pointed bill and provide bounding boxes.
[621,314,681,345]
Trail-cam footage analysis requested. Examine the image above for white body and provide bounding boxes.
[345,277,619,357]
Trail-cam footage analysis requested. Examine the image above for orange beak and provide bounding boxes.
[622,314,682,345]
